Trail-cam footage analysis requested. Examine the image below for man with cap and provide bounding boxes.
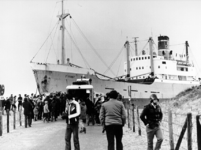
[99,90,126,150]
[140,94,163,150]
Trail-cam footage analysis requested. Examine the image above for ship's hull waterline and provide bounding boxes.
[31,63,200,107]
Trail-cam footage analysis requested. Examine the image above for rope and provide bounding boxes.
[130,45,135,56]
[65,27,91,68]
[116,53,124,77]
[71,18,116,76]
[104,46,124,75]
[45,22,60,63]
[139,41,149,55]
[30,21,60,62]
[189,46,201,77]
[50,34,58,61]
[169,43,185,47]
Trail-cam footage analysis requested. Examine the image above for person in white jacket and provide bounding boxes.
[65,94,81,150]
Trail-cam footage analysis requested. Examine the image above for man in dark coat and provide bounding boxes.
[23,98,32,128]
[85,97,95,125]
[5,98,11,116]
[17,94,23,111]
[140,94,163,150]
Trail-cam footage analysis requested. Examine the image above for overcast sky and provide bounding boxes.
[0,0,201,97]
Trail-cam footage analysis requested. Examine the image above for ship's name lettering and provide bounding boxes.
[66,75,74,78]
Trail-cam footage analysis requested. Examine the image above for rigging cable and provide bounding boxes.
[65,18,78,63]
[50,36,59,61]
[45,21,60,63]
[116,52,124,77]
[31,20,60,62]
[104,46,125,75]
[188,46,201,77]
[139,40,149,55]
[71,18,116,76]
[65,27,91,69]
[130,45,135,56]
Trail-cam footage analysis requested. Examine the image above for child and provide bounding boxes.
[43,101,49,122]
[79,101,87,133]
[33,105,39,121]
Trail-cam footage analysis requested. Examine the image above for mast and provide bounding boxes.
[61,0,65,65]
[133,37,139,56]
[185,41,189,63]
[124,41,130,77]
[149,37,154,76]
[58,0,70,65]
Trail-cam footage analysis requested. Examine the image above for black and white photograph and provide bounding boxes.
[0,0,201,150]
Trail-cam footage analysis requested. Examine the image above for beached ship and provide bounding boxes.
[30,0,200,107]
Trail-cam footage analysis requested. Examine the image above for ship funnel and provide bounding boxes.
[158,35,169,50]
[158,35,171,59]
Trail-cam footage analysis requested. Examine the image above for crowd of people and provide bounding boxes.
[1,92,105,128]
[1,91,163,150]
[2,93,67,127]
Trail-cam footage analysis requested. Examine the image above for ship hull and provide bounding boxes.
[31,63,200,107]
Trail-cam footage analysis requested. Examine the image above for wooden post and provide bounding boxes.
[168,109,174,150]
[7,110,9,133]
[19,106,22,126]
[187,113,192,150]
[13,110,16,129]
[196,115,201,150]
[127,106,130,128]
[175,117,187,150]
[0,99,2,136]
[132,104,135,132]
[136,106,141,136]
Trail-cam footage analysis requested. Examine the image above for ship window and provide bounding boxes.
[139,57,141,60]
[148,56,150,59]
[134,58,135,61]
[136,67,138,70]
[142,67,144,69]
[136,58,138,60]
[139,67,141,69]
[186,68,188,71]
[181,68,184,71]
[142,57,144,60]
[125,70,126,72]
[162,61,166,64]
[145,57,147,59]
[130,68,131,70]
[158,66,160,68]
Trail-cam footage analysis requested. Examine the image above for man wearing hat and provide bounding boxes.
[140,94,163,150]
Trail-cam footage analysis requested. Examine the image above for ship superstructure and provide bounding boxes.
[122,36,197,84]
